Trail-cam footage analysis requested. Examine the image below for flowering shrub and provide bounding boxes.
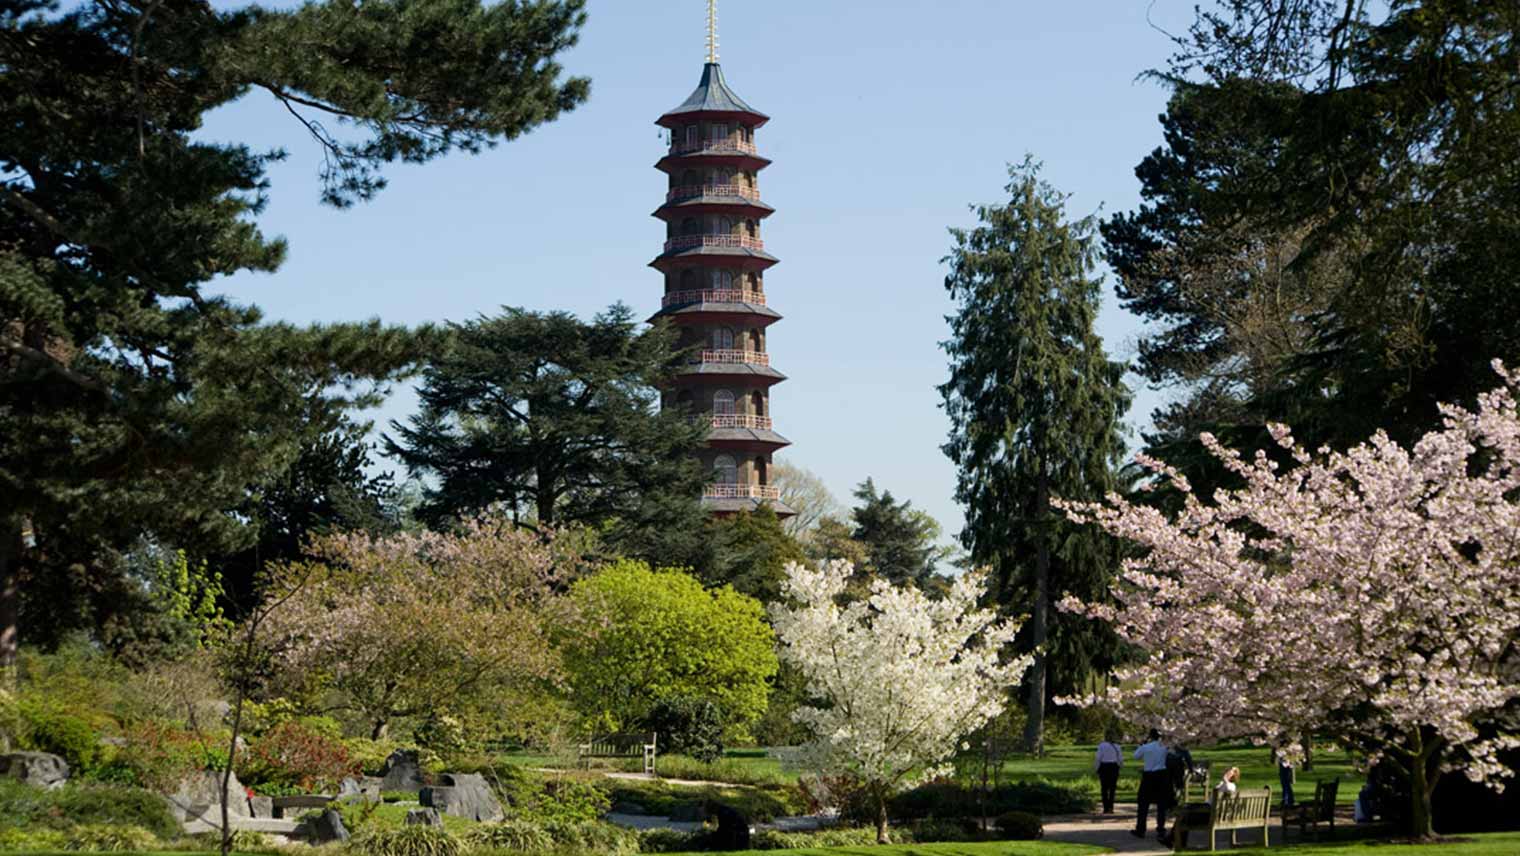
[244,720,359,792]
[95,721,215,792]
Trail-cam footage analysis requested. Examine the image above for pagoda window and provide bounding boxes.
[748,329,762,352]
[754,456,768,486]
[681,169,700,186]
[681,217,699,236]
[751,391,765,416]
[712,327,735,350]
[710,123,728,143]
[718,167,735,185]
[680,269,699,289]
[745,220,757,237]
[747,272,761,290]
[713,390,735,415]
[711,269,734,290]
[717,217,733,235]
[685,125,699,148]
[714,455,738,485]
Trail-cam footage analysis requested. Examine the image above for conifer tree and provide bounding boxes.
[0,0,590,670]
[940,158,1130,753]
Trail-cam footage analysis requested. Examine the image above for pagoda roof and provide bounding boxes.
[674,362,787,385]
[707,426,792,450]
[703,496,797,518]
[658,63,769,127]
[650,301,782,325]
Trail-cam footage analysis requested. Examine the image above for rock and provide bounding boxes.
[379,749,425,793]
[248,796,273,819]
[405,808,443,827]
[709,802,751,851]
[298,808,350,844]
[420,773,504,822]
[163,770,251,826]
[0,752,69,789]
[611,801,648,815]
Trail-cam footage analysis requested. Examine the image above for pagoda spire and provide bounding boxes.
[706,0,718,63]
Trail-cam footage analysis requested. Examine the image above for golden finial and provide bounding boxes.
[706,0,719,63]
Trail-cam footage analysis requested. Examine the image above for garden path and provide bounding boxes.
[1041,805,1286,853]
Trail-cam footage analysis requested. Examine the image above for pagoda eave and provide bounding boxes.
[654,198,775,220]
[650,246,778,268]
[649,303,782,326]
[706,428,792,453]
[673,364,787,387]
[703,496,796,518]
[656,109,770,130]
[656,152,772,173]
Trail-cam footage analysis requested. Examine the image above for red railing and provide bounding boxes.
[710,413,773,430]
[664,234,765,253]
[666,183,761,203]
[671,138,758,156]
[662,289,766,307]
[697,349,769,366]
[704,484,782,501]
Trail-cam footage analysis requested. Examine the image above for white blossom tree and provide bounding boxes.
[770,559,1029,842]
[1057,361,1520,839]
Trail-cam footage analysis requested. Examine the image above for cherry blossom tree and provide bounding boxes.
[259,513,587,741]
[771,559,1029,842]
[1057,362,1520,838]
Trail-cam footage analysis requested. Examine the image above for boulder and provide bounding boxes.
[709,802,751,851]
[248,796,274,819]
[405,807,443,828]
[0,752,69,789]
[420,773,504,822]
[298,808,349,844]
[163,770,251,826]
[379,749,425,793]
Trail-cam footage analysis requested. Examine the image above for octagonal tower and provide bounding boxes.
[650,50,794,517]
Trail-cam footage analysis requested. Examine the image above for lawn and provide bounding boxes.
[993,743,1366,805]
[664,843,1105,856]
[1225,831,1520,855]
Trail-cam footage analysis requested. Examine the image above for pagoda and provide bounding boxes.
[649,2,794,517]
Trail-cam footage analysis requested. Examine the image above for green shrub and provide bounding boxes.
[464,820,554,852]
[491,767,611,824]
[0,779,180,838]
[382,790,417,804]
[413,715,471,769]
[349,824,463,856]
[604,779,801,823]
[911,816,986,842]
[635,828,698,853]
[643,697,725,764]
[345,737,404,777]
[244,719,361,792]
[0,826,68,851]
[540,820,638,856]
[886,777,1094,820]
[332,797,383,834]
[749,826,903,850]
[995,810,1045,840]
[61,822,160,851]
[17,698,100,774]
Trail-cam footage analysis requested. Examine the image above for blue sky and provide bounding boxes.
[206,0,1198,548]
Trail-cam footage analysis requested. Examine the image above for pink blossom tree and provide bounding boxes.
[1057,362,1520,839]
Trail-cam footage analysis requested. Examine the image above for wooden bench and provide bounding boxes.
[1286,777,1338,841]
[1173,787,1272,851]
[270,794,334,819]
[1182,761,1213,804]
[577,731,657,775]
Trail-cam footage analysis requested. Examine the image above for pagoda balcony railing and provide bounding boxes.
[704,483,782,501]
[671,138,758,156]
[664,234,765,253]
[695,349,769,367]
[709,413,773,430]
[662,288,766,307]
[666,183,761,203]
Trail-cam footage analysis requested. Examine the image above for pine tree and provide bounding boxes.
[385,304,708,534]
[940,158,1130,754]
[0,0,590,671]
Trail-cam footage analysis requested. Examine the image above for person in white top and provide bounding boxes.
[1173,766,1241,849]
[1094,734,1123,814]
[1212,766,1241,803]
[1131,729,1172,840]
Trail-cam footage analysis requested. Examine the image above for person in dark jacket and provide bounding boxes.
[1131,729,1172,841]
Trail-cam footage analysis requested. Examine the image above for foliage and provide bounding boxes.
[884,779,1094,822]
[604,779,803,823]
[15,697,100,774]
[1105,1,1520,480]
[464,820,553,852]
[940,157,1130,753]
[800,516,870,572]
[414,715,471,769]
[99,720,221,792]
[750,826,915,850]
[0,826,67,851]
[557,560,777,733]
[0,0,590,666]
[144,549,232,652]
[59,823,161,852]
[1058,364,1520,838]
[537,819,639,856]
[348,824,462,856]
[385,304,708,538]
[698,506,808,604]
[637,827,700,853]
[0,779,180,839]
[995,811,1044,840]
[260,513,579,740]
[642,697,725,764]
[847,479,955,591]
[243,719,360,792]
[770,460,842,538]
[771,559,1029,842]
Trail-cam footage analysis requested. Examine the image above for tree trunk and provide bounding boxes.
[371,718,389,741]
[874,788,891,844]
[1407,729,1441,841]
[1023,462,1050,755]
[0,513,23,696]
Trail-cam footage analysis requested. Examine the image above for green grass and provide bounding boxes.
[992,743,1366,805]
[492,748,794,787]
[664,842,1105,856]
[1227,831,1520,855]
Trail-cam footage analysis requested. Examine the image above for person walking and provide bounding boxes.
[1131,729,1171,840]
[1277,751,1296,808]
[1094,733,1123,814]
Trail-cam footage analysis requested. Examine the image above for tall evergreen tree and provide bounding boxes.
[848,479,952,591]
[940,158,1130,754]
[385,304,709,537]
[0,0,590,671]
